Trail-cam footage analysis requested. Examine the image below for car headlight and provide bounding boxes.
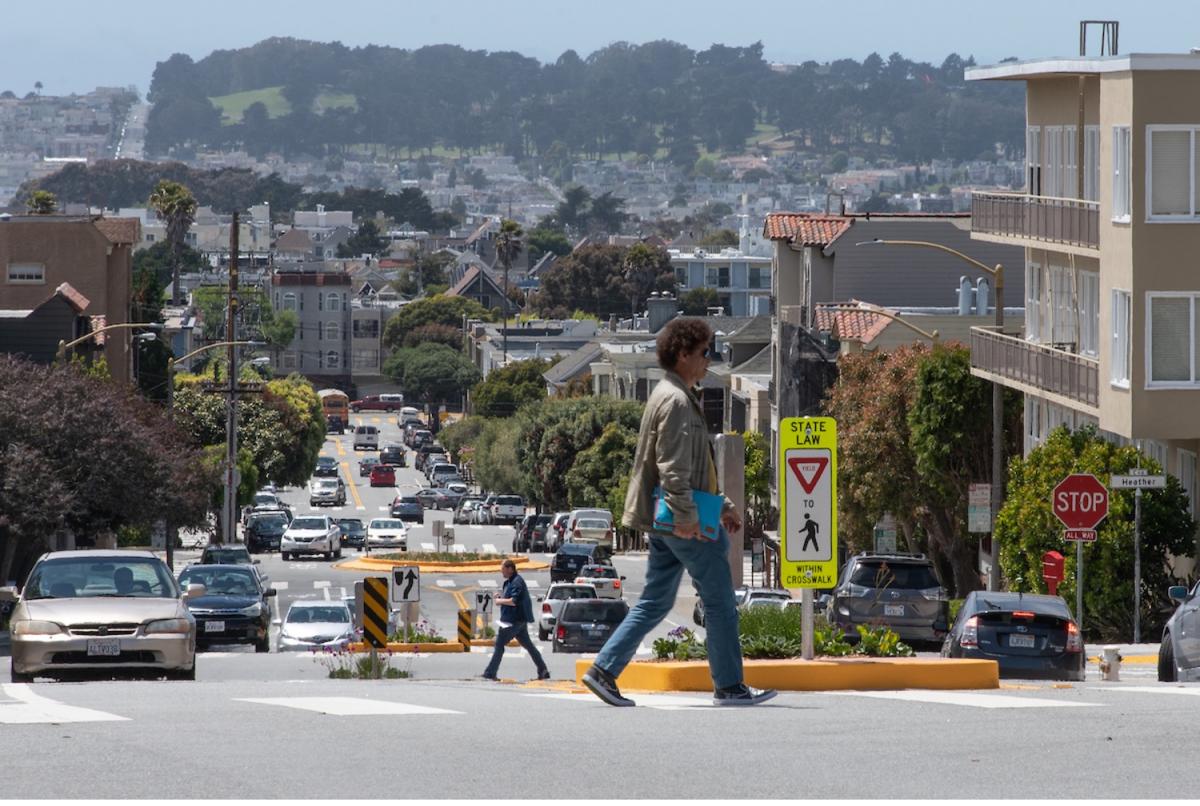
[239,603,263,617]
[144,618,192,634]
[12,619,63,636]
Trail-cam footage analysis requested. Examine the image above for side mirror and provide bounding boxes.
[265,588,277,598]
[184,583,206,599]
[1168,585,1189,603]
[252,559,261,565]
[621,576,627,581]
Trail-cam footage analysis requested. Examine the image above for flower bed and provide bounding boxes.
[311,645,413,679]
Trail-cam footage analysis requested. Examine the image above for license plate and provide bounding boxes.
[586,629,605,637]
[1009,633,1036,648]
[884,604,905,617]
[204,620,225,633]
[86,638,121,657]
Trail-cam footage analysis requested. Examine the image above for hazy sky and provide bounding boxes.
[7,0,1200,96]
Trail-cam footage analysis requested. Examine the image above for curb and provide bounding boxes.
[575,657,999,692]
[464,638,519,647]
[334,556,550,574]
[346,642,465,653]
[1087,654,1156,665]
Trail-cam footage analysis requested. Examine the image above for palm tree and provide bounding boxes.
[26,190,57,215]
[494,218,523,364]
[149,180,197,305]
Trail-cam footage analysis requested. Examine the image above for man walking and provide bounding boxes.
[582,317,776,708]
[482,558,550,681]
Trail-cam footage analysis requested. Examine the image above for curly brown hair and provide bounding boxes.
[656,317,712,370]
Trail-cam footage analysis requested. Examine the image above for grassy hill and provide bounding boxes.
[209,86,358,125]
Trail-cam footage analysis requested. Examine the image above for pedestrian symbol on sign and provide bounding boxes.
[800,514,820,552]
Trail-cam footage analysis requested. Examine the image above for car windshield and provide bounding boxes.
[496,496,523,506]
[287,605,350,624]
[361,457,379,465]
[562,601,627,623]
[254,493,278,506]
[549,586,597,600]
[370,520,405,530]
[849,562,941,590]
[317,457,336,466]
[581,566,618,578]
[576,519,609,530]
[399,498,419,505]
[250,515,287,528]
[203,548,250,564]
[25,556,178,599]
[179,567,259,596]
[291,518,328,530]
[338,519,364,530]
[315,480,338,490]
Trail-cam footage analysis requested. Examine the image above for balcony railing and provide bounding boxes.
[971,191,1099,251]
[970,326,1099,408]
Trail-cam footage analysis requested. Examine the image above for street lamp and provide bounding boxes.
[57,321,164,363]
[856,238,1006,592]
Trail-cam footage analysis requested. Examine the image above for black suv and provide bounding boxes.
[550,542,609,583]
[379,445,407,468]
[178,564,276,653]
[313,456,339,477]
[337,518,366,550]
[326,415,345,435]
[245,512,288,553]
[826,552,949,648]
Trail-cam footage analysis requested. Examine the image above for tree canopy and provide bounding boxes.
[383,344,482,406]
[381,295,492,351]
[470,358,550,418]
[534,244,675,318]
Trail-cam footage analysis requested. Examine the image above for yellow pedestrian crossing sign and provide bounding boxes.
[779,417,838,589]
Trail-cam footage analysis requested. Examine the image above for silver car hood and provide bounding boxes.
[285,528,330,538]
[283,622,352,640]
[18,596,186,625]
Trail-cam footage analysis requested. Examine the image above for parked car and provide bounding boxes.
[429,463,461,486]
[350,394,404,413]
[369,465,396,488]
[536,582,599,640]
[574,563,625,598]
[313,456,339,478]
[413,488,443,510]
[399,406,423,426]
[353,424,380,451]
[366,518,408,552]
[942,591,1084,681]
[9,550,199,682]
[491,495,526,525]
[552,598,630,653]
[309,477,347,507]
[455,497,483,524]
[827,552,950,647]
[570,517,613,546]
[1159,580,1200,681]
[550,542,606,583]
[337,518,366,550]
[473,495,497,525]
[278,601,355,651]
[245,512,288,553]
[325,415,345,435]
[358,456,381,477]
[281,515,342,561]
[549,512,571,551]
[514,514,554,552]
[177,564,275,653]
[379,444,407,468]
[415,444,445,472]
[200,544,255,566]
[693,586,792,627]
[391,495,424,524]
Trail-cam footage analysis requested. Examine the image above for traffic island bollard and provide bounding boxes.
[457,608,473,648]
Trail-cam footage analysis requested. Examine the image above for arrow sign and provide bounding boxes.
[390,565,421,604]
[787,456,829,495]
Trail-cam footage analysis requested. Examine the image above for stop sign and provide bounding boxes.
[1052,474,1109,529]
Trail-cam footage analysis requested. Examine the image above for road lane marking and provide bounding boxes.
[436,579,457,587]
[357,506,366,511]
[335,439,346,457]
[236,697,461,716]
[273,581,289,590]
[421,542,435,551]
[478,580,498,589]
[0,684,129,724]
[526,581,539,588]
[313,581,331,589]
[838,691,1100,709]
[482,544,499,554]
[378,506,389,511]
[1094,686,1200,696]
[323,587,330,601]
[470,525,483,530]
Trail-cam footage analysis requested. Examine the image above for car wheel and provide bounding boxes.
[282,551,291,561]
[551,642,559,653]
[10,662,32,683]
[538,627,549,641]
[1159,634,1177,682]
[335,549,343,559]
[255,634,270,654]
[170,660,196,681]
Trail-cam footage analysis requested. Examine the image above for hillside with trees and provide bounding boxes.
[144,38,1025,165]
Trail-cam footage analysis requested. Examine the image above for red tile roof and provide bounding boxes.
[813,303,893,345]
[92,216,140,244]
[763,213,852,247]
[50,282,90,313]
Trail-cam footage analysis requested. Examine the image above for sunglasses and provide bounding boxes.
[700,347,711,359]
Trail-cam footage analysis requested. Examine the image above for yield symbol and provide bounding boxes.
[787,456,829,495]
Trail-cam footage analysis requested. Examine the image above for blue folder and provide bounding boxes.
[652,487,724,540]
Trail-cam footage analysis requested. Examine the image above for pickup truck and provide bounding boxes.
[350,394,404,413]
[490,495,526,525]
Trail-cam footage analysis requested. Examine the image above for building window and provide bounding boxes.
[1146,126,1200,219]
[1142,439,1168,469]
[1049,265,1075,347]
[1084,126,1100,202]
[749,266,770,289]
[6,263,44,284]
[282,351,297,369]
[318,293,323,311]
[705,266,719,287]
[353,319,379,339]
[675,265,688,287]
[1179,449,1198,515]
[352,349,379,369]
[1112,126,1132,220]
[1111,289,1131,387]
[325,322,340,342]
[1044,126,1063,197]
[1079,271,1099,357]
[1146,293,1200,386]
[1025,261,1042,342]
[1026,126,1042,195]
[282,293,297,311]
[145,234,155,243]
[326,350,341,369]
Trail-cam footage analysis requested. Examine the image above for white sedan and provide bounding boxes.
[281,515,342,561]
[574,563,625,599]
[366,518,408,551]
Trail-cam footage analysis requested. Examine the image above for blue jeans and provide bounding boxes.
[483,621,548,677]
[594,528,742,690]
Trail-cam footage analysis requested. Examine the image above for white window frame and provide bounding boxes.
[1145,291,1200,388]
[325,321,340,342]
[1044,126,1063,198]
[1111,288,1131,388]
[1084,125,1100,202]
[1145,125,1200,221]
[1112,126,1132,221]
[1027,126,1043,195]
[1025,260,1043,342]
[1079,271,1100,357]
[1062,125,1078,199]
[326,350,341,369]
[282,351,297,369]
[6,262,45,284]
[327,292,340,312]
[282,292,297,311]
[1049,264,1076,347]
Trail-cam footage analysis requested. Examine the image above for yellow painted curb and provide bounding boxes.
[575,657,999,692]
[464,638,519,647]
[1087,654,1156,665]
[334,556,550,574]
[346,642,465,653]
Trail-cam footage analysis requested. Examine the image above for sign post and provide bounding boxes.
[390,565,420,643]
[779,416,838,661]
[1052,474,1109,632]
[474,590,494,638]
[1111,469,1165,643]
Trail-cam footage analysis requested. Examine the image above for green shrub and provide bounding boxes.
[652,626,708,660]
[738,605,803,643]
[853,624,914,657]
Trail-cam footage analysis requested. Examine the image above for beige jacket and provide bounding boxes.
[621,370,731,536]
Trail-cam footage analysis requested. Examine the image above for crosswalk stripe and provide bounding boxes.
[527,580,540,588]
[436,579,456,587]
[478,580,498,589]
[235,696,461,716]
[421,542,435,551]
[470,525,482,530]
[1094,686,1200,696]
[313,581,331,589]
[482,544,499,554]
[839,691,1100,709]
[0,684,129,724]
[528,692,715,710]
[272,581,289,591]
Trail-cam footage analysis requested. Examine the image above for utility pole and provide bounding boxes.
[222,212,240,545]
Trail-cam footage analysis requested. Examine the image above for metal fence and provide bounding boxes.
[972,191,1099,250]
[970,326,1099,408]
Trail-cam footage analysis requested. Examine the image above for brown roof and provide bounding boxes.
[49,282,90,313]
[814,303,893,345]
[763,213,852,246]
[92,216,140,244]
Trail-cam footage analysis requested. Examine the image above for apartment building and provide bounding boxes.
[669,247,772,316]
[966,46,1200,511]
[271,265,352,386]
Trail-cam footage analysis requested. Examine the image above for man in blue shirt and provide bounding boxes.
[482,559,550,680]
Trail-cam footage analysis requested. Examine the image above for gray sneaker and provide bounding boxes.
[713,684,777,706]
[582,665,635,707]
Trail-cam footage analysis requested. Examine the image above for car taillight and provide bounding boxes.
[542,603,551,613]
[959,615,979,648]
[574,577,585,584]
[605,530,613,540]
[556,625,566,640]
[573,528,581,537]
[1066,621,1083,653]
[613,579,621,589]
[1012,611,1035,619]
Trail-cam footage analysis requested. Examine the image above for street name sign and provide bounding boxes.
[390,565,421,604]
[1110,474,1167,489]
[779,417,838,589]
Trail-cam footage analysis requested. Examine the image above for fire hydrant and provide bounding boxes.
[1099,645,1122,681]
